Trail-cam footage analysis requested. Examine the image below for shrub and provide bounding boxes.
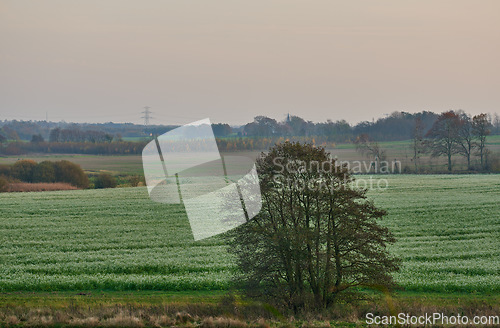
[11,159,37,182]
[94,173,117,189]
[0,176,8,192]
[33,161,56,183]
[53,160,89,188]
[0,164,11,176]
[488,153,500,173]
[129,175,143,187]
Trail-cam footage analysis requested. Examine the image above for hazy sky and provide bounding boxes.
[1,1,499,125]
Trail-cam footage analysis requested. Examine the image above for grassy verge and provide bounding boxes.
[0,291,498,327]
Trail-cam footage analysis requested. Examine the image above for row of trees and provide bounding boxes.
[0,136,335,155]
[242,111,500,141]
[243,115,354,140]
[0,120,178,141]
[48,128,114,143]
[2,111,499,143]
[354,111,493,172]
[414,111,491,171]
[0,140,148,155]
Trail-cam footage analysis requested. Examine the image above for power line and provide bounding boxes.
[141,106,153,126]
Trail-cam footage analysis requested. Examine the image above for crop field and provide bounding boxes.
[0,175,498,294]
[369,175,499,293]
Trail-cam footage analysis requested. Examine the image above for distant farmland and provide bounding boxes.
[0,175,498,294]
[1,135,499,175]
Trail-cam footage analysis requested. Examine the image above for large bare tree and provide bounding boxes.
[455,112,474,170]
[425,111,461,172]
[354,133,386,161]
[228,142,399,311]
[472,113,491,170]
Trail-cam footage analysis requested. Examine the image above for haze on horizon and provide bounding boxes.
[0,0,499,126]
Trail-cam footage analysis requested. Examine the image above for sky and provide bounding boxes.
[0,0,499,126]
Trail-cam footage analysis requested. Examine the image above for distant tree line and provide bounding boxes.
[1,134,335,155]
[1,110,499,157]
[0,140,148,155]
[239,111,496,142]
[242,115,354,141]
[48,128,114,143]
[2,111,500,143]
[0,120,178,141]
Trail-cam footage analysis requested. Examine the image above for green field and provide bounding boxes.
[0,175,498,294]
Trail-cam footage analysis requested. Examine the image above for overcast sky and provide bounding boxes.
[1,0,499,126]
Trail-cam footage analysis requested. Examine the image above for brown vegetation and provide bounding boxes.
[94,172,117,189]
[0,176,8,192]
[1,159,89,188]
[0,293,498,327]
[6,182,77,192]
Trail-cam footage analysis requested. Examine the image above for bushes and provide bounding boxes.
[94,173,117,189]
[4,159,88,189]
[11,159,37,182]
[33,161,56,183]
[54,160,89,188]
[0,164,11,177]
[487,153,500,173]
[2,160,130,190]
[129,175,143,187]
[0,176,7,192]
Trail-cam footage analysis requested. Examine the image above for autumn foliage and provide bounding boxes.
[3,160,88,189]
[229,142,400,311]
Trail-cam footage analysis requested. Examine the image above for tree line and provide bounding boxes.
[0,120,178,141]
[240,111,500,142]
[0,111,498,162]
[48,128,114,143]
[0,140,148,155]
[354,111,495,172]
[1,135,337,155]
[2,111,499,143]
